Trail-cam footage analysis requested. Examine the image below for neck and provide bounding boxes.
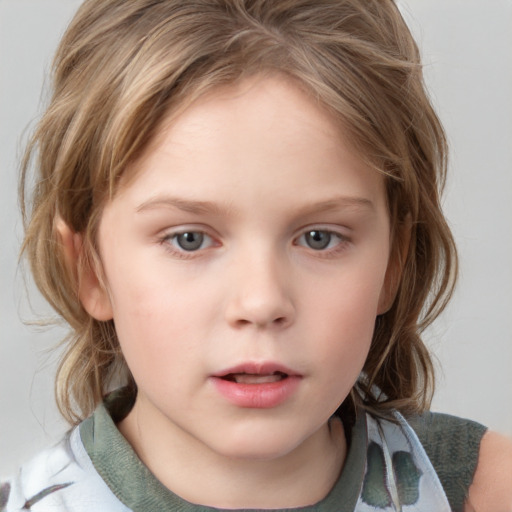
[118,399,347,509]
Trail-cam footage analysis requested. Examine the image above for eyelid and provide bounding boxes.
[294,224,351,240]
[157,224,351,258]
[293,225,351,253]
[159,225,220,256]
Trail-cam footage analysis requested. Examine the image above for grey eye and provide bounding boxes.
[304,230,332,250]
[175,232,205,251]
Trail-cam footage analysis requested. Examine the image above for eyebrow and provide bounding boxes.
[136,196,228,215]
[135,195,375,216]
[293,197,375,217]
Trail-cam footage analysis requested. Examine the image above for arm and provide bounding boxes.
[465,430,512,512]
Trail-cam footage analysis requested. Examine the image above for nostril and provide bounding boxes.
[233,316,288,329]
[225,292,295,329]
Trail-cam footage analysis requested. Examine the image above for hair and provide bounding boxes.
[20,0,457,424]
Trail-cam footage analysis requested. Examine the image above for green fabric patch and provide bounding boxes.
[393,451,421,505]
[361,444,422,508]
[361,442,391,507]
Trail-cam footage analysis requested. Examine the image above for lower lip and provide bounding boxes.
[211,376,301,408]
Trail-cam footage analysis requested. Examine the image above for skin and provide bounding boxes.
[76,74,396,508]
[60,74,512,509]
[464,431,512,512]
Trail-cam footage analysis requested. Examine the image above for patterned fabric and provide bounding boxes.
[357,412,451,511]
[1,396,483,512]
[1,428,130,512]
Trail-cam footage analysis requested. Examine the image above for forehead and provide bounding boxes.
[115,74,386,213]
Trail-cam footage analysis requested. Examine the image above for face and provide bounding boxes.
[85,74,394,461]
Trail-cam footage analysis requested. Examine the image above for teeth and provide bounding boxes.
[232,373,286,384]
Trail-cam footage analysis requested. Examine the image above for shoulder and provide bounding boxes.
[1,436,73,511]
[406,411,487,512]
[1,434,74,510]
[1,427,129,511]
[407,410,487,473]
[465,430,512,512]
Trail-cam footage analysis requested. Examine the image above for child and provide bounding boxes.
[2,0,511,510]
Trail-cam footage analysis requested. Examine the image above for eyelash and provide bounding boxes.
[159,229,217,259]
[158,227,350,259]
[294,229,350,256]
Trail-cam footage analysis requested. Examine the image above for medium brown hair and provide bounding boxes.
[20,0,457,423]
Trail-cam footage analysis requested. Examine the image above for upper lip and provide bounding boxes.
[212,362,301,378]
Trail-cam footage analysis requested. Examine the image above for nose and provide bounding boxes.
[224,250,295,329]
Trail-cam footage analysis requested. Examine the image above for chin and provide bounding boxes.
[208,424,309,461]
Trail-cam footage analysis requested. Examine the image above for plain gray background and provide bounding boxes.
[1,0,511,477]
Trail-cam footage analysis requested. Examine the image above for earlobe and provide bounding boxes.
[55,216,114,321]
[79,277,114,322]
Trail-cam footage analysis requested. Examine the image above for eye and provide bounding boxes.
[296,229,344,251]
[167,231,213,252]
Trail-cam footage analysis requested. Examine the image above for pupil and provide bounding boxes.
[306,230,331,250]
[177,232,203,251]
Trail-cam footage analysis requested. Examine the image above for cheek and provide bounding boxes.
[303,267,385,375]
[111,279,200,344]
[312,267,386,328]
[317,308,375,376]
[105,265,220,376]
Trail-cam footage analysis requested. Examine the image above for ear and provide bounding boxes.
[55,217,114,321]
[377,214,412,315]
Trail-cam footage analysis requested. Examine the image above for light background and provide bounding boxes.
[1,0,511,476]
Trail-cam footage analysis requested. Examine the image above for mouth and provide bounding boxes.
[213,362,299,383]
[211,362,302,408]
[220,371,289,384]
